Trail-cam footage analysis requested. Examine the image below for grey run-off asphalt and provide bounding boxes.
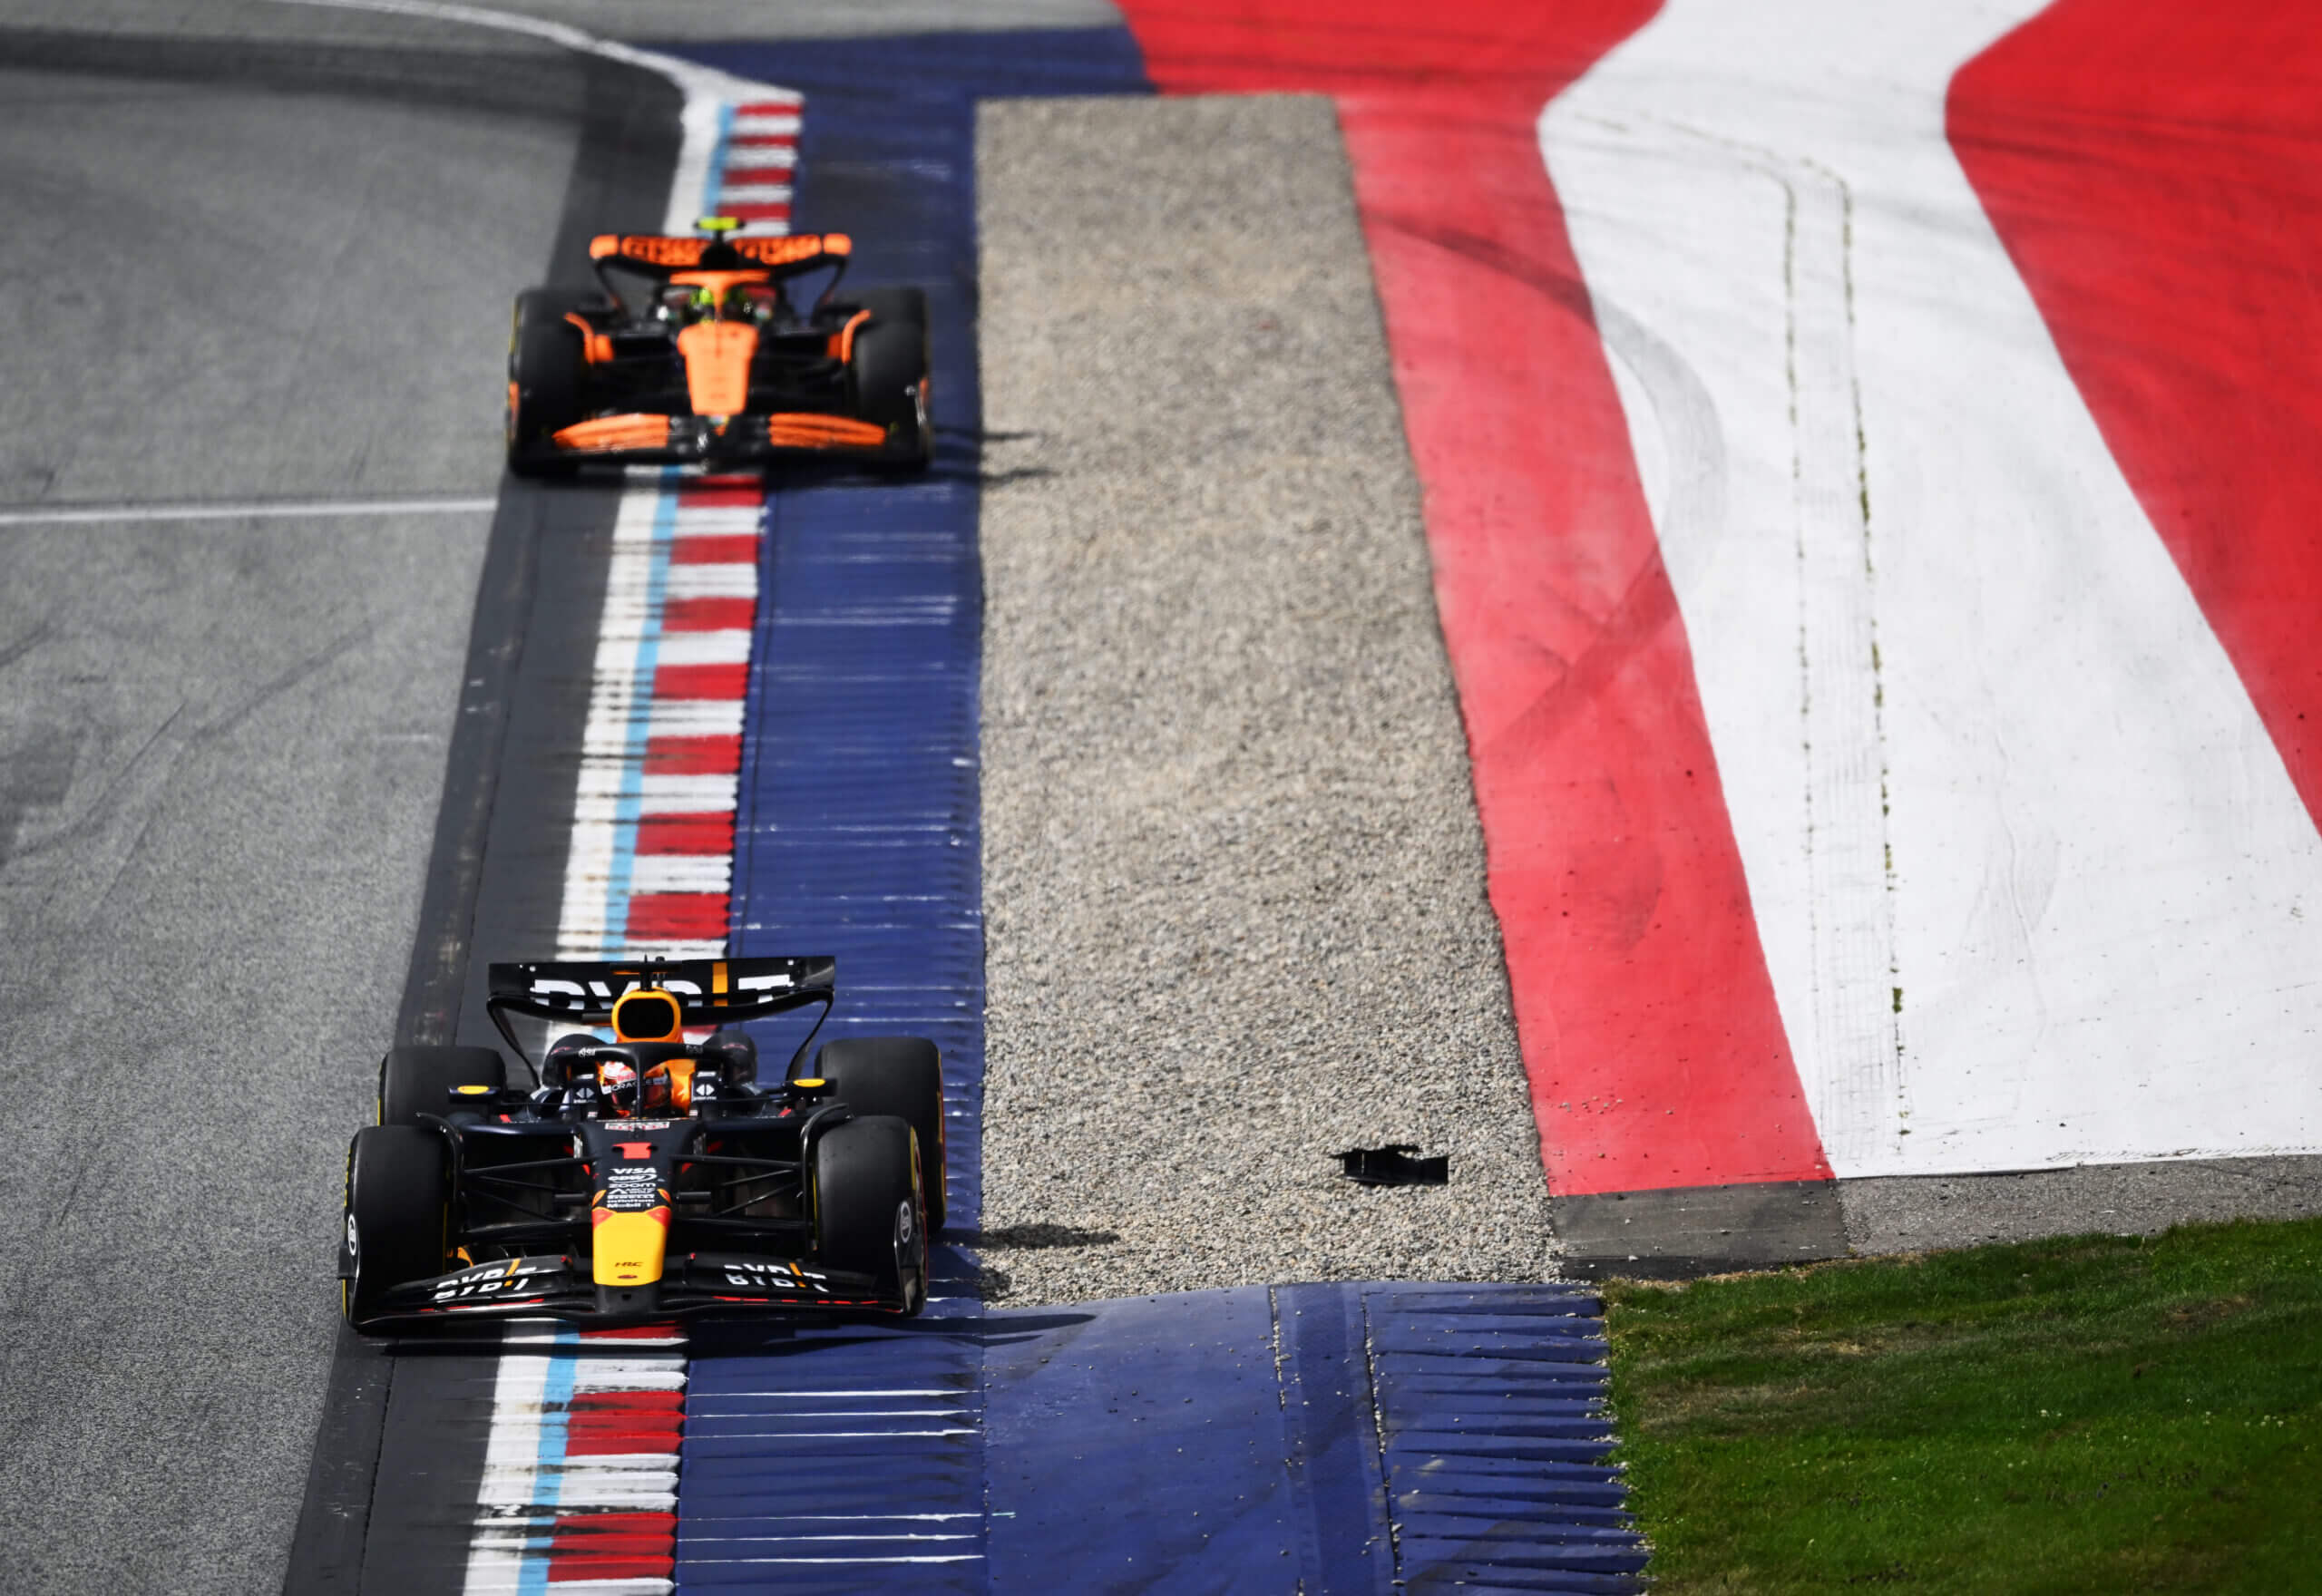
[0,15,576,1592]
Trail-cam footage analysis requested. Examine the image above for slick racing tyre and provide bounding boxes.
[813,1036,947,1231]
[344,1125,450,1328]
[379,1045,506,1126]
[506,287,592,477]
[847,318,930,472]
[813,1115,928,1315]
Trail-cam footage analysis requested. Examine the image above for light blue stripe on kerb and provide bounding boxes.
[602,482,681,950]
[519,1324,583,1596]
[703,102,736,214]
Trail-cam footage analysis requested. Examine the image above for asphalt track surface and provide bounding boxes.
[0,24,594,1590]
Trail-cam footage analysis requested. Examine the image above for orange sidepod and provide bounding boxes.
[677,321,758,416]
[766,414,888,450]
[552,414,675,453]
[591,1205,671,1285]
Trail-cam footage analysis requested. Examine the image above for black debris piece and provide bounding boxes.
[1337,1144,1449,1186]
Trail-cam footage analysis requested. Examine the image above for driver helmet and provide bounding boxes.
[599,1057,641,1116]
[639,1065,673,1114]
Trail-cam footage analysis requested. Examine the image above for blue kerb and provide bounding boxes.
[660,28,1644,1594]
[662,30,1152,1592]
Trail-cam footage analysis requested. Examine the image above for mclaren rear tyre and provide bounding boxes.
[343,1125,450,1329]
[848,318,931,472]
[838,287,927,333]
[379,1044,507,1126]
[813,1115,929,1315]
[506,287,592,478]
[813,1036,948,1231]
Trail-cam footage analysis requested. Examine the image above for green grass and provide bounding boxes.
[1603,1218,2322,1593]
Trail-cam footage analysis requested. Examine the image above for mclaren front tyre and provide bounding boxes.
[847,317,931,472]
[505,287,592,478]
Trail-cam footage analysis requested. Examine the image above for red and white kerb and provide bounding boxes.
[463,1325,688,1595]
[469,86,804,1596]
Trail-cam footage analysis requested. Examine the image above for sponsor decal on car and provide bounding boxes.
[429,1257,563,1303]
[525,971,793,1007]
[603,1164,664,1212]
[720,1257,827,1294]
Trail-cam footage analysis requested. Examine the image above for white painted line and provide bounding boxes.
[663,507,766,534]
[664,565,761,600]
[0,495,496,528]
[654,630,755,667]
[629,856,734,894]
[639,774,741,813]
[648,700,746,739]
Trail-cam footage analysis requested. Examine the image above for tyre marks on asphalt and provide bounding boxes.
[1115,0,2322,1267]
[1947,5,2322,839]
[1543,0,2322,1181]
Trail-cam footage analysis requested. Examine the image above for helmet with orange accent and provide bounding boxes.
[598,1056,641,1116]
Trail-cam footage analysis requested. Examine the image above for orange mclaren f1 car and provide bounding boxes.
[504,217,930,476]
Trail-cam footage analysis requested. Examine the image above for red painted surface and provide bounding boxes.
[627,893,729,939]
[655,662,749,701]
[663,596,756,632]
[1952,3,2322,832]
[637,814,736,855]
[645,736,742,778]
[1114,1,1832,1192]
[565,1391,686,1456]
[668,533,761,565]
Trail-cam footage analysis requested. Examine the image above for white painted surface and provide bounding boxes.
[1541,0,2322,1176]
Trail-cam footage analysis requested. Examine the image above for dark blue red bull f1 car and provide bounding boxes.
[338,956,945,1330]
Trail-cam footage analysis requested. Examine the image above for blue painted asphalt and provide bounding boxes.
[670,32,1151,1592]
[666,29,1644,1593]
